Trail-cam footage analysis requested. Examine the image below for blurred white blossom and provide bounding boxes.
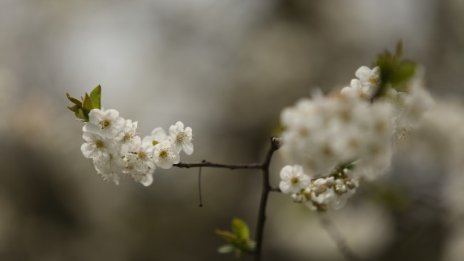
[280,93,395,179]
[280,63,433,211]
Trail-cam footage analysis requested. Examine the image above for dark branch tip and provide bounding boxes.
[270,137,282,150]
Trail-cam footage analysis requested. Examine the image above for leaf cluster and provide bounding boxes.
[373,42,417,99]
[215,218,256,258]
[66,85,101,122]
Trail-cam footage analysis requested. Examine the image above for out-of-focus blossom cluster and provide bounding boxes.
[279,64,433,211]
[81,108,193,186]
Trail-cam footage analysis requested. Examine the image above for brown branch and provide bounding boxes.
[173,138,281,260]
[254,137,281,261]
[174,160,262,170]
[318,213,361,261]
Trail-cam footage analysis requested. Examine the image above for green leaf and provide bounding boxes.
[82,93,93,111]
[217,244,234,254]
[75,107,86,120]
[89,85,101,109]
[216,218,255,258]
[66,93,82,106]
[66,85,103,122]
[373,42,417,99]
[215,230,236,243]
[232,218,250,240]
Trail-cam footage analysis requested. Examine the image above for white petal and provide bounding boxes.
[140,174,153,186]
[151,127,166,138]
[172,151,180,164]
[81,143,94,158]
[184,127,193,137]
[182,142,194,155]
[279,181,291,194]
[105,109,120,119]
[88,109,104,125]
[280,165,294,180]
[355,66,371,80]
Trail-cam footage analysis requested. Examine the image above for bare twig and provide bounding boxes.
[173,138,282,261]
[319,213,361,261]
[174,161,262,170]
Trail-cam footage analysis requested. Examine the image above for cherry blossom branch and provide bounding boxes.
[318,213,360,261]
[173,137,281,261]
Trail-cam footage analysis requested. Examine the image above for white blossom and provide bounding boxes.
[390,69,434,130]
[81,131,111,159]
[169,121,194,155]
[153,140,180,169]
[355,66,380,90]
[93,153,123,185]
[115,119,138,144]
[85,109,125,138]
[341,66,380,99]
[292,175,359,211]
[122,136,156,186]
[143,127,168,148]
[279,165,311,194]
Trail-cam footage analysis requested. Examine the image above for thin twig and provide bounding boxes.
[269,186,281,193]
[198,166,203,207]
[318,213,361,261]
[172,138,282,261]
[174,161,262,170]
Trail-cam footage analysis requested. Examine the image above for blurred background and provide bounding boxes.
[1,0,464,260]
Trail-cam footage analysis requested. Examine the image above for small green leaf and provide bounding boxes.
[67,104,78,113]
[89,85,101,109]
[215,230,236,243]
[232,218,250,240]
[82,93,93,111]
[66,85,103,122]
[75,107,86,120]
[66,93,82,106]
[216,218,255,258]
[372,42,417,99]
[218,244,234,254]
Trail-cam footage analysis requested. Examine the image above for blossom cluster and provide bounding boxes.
[341,66,434,131]
[81,108,193,186]
[280,165,359,211]
[281,92,395,179]
[279,64,432,211]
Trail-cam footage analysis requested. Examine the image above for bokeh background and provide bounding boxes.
[1,0,464,260]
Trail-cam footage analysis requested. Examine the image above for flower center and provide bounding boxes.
[152,140,159,146]
[290,177,300,185]
[138,151,147,160]
[159,150,168,159]
[100,119,111,129]
[369,76,379,85]
[123,133,132,142]
[95,140,104,149]
[176,132,186,144]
